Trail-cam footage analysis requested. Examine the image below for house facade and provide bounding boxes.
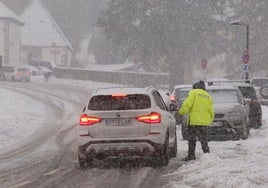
[19,0,72,67]
[0,2,24,66]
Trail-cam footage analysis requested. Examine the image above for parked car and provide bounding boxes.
[251,77,268,88]
[259,84,268,105]
[208,80,262,129]
[78,86,177,168]
[167,84,192,124]
[1,65,30,82]
[181,85,250,141]
[28,59,56,71]
[29,65,43,75]
[251,77,268,105]
[235,83,262,129]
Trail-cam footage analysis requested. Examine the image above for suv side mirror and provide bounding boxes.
[169,103,178,111]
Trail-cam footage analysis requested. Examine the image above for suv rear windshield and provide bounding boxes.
[88,94,151,110]
[208,89,238,103]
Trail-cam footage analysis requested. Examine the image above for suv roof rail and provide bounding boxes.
[145,85,155,90]
[207,79,251,86]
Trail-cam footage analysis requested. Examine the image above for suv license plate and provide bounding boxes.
[106,119,132,126]
[211,122,222,127]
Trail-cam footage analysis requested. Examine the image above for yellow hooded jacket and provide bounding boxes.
[178,88,214,126]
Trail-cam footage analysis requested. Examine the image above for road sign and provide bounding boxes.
[241,64,249,72]
[242,50,250,64]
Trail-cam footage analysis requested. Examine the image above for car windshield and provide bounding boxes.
[179,90,191,102]
[88,94,151,110]
[208,89,238,103]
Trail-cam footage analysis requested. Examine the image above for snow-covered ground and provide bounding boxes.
[0,76,116,154]
[1,76,268,187]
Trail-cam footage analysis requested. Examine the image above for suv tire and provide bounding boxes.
[78,149,93,169]
[170,131,177,157]
[153,134,169,167]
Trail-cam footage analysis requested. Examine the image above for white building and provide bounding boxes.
[0,2,24,66]
[20,0,73,67]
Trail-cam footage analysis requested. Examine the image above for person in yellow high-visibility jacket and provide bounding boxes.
[177,80,214,161]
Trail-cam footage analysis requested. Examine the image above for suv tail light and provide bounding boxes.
[79,114,101,126]
[136,112,161,123]
[170,95,175,102]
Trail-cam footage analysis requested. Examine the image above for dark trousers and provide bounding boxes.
[188,126,209,157]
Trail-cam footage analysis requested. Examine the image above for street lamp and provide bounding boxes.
[230,21,250,80]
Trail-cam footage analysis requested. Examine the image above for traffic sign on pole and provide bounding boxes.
[242,50,250,64]
[241,64,249,72]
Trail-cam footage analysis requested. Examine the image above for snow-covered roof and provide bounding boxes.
[0,2,24,25]
[20,0,72,48]
[93,86,152,96]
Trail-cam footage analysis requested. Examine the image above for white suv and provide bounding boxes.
[78,86,177,168]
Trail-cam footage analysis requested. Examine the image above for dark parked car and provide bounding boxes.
[251,77,268,106]
[181,85,250,141]
[236,83,262,129]
[208,80,262,129]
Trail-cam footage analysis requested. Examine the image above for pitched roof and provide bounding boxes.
[0,1,24,25]
[0,0,32,15]
[20,0,72,48]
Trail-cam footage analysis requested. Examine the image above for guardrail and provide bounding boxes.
[54,67,170,88]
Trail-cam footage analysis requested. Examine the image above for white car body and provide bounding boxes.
[78,86,177,168]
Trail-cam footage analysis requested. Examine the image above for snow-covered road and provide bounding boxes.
[0,77,268,188]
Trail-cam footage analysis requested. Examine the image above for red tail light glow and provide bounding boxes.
[136,112,161,123]
[112,93,128,98]
[170,95,175,102]
[79,114,101,126]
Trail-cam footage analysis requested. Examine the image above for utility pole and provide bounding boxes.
[230,22,250,80]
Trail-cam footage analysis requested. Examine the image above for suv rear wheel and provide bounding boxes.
[78,149,93,169]
[169,131,177,157]
[153,133,169,167]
